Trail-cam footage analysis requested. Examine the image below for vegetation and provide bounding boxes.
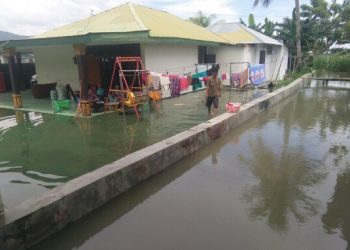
[314,53,350,73]
[188,0,350,74]
[254,0,302,71]
[255,0,350,72]
[240,14,275,37]
[188,11,216,27]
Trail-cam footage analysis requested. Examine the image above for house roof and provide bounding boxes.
[4,3,228,48]
[209,22,282,46]
[329,43,350,50]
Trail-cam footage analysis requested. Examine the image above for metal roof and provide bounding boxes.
[209,22,282,46]
[3,3,228,48]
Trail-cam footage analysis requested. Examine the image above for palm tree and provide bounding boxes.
[188,11,216,27]
[254,0,302,71]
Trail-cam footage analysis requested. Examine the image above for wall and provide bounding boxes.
[142,43,198,74]
[33,45,80,90]
[249,44,288,81]
[0,75,309,250]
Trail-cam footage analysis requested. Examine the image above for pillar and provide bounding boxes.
[6,48,22,108]
[15,52,25,90]
[74,44,90,117]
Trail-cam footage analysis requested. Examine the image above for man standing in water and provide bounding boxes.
[206,67,221,117]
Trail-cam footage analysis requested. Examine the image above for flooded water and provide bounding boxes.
[30,84,350,250]
[0,88,266,209]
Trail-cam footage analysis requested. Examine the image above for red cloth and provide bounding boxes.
[179,77,189,90]
[221,73,227,81]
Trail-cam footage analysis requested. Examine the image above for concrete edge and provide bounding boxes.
[0,75,308,250]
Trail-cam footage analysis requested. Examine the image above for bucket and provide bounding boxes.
[53,99,71,112]
[56,86,67,100]
[225,102,241,113]
[50,89,58,101]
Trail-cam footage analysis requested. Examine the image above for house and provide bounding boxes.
[208,22,288,82]
[1,3,288,116]
[2,3,227,90]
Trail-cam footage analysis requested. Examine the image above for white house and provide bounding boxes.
[209,22,289,82]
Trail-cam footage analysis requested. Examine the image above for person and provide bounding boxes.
[206,68,221,117]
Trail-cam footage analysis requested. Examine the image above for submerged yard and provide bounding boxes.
[0,88,267,209]
[31,80,350,250]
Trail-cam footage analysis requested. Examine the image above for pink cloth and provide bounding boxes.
[221,73,227,81]
[179,77,189,91]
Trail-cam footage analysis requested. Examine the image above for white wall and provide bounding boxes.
[142,43,198,74]
[33,45,80,90]
[0,55,8,64]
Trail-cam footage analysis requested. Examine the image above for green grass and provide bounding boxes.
[275,68,312,87]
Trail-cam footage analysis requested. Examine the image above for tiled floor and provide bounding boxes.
[0,90,105,117]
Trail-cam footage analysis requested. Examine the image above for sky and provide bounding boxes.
[0,0,342,36]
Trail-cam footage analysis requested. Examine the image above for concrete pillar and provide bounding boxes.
[74,44,90,117]
[15,52,25,90]
[6,48,22,108]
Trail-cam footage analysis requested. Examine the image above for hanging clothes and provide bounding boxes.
[221,73,227,81]
[230,69,248,88]
[149,72,162,90]
[169,75,180,98]
[160,75,171,98]
[179,76,189,91]
[191,77,202,91]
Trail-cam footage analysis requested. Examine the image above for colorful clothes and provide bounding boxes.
[169,75,180,98]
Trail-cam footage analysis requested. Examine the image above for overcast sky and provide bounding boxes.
[0,0,342,36]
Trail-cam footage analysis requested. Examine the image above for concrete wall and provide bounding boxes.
[142,43,198,74]
[0,75,309,250]
[251,44,288,81]
[33,45,80,90]
[207,45,244,65]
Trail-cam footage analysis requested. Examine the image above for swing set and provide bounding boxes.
[105,57,149,119]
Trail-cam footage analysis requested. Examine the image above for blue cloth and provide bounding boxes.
[249,64,265,85]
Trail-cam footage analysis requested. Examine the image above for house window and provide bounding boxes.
[205,54,216,64]
[267,45,273,55]
[198,46,207,64]
[259,50,266,64]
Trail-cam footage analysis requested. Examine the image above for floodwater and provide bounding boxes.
[31,83,350,250]
[0,88,266,209]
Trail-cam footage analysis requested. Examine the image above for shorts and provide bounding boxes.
[206,96,219,108]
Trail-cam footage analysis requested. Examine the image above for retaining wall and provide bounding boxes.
[0,76,307,250]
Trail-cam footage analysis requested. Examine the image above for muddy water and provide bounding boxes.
[31,86,350,250]
[0,88,266,209]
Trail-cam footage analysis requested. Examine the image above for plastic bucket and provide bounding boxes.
[225,102,241,113]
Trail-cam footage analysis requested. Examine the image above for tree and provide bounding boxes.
[262,18,275,37]
[240,14,262,32]
[254,0,302,71]
[188,11,216,27]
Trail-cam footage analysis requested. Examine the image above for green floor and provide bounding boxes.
[0,90,104,117]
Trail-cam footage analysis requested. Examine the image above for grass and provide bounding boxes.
[275,68,312,87]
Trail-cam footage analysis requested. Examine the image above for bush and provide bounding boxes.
[313,53,350,73]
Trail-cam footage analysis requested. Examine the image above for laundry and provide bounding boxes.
[179,77,189,91]
[169,75,181,98]
[230,69,248,88]
[191,77,202,91]
[221,73,227,81]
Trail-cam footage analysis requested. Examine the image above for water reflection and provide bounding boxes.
[239,136,326,231]
[322,170,350,250]
[293,88,350,136]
